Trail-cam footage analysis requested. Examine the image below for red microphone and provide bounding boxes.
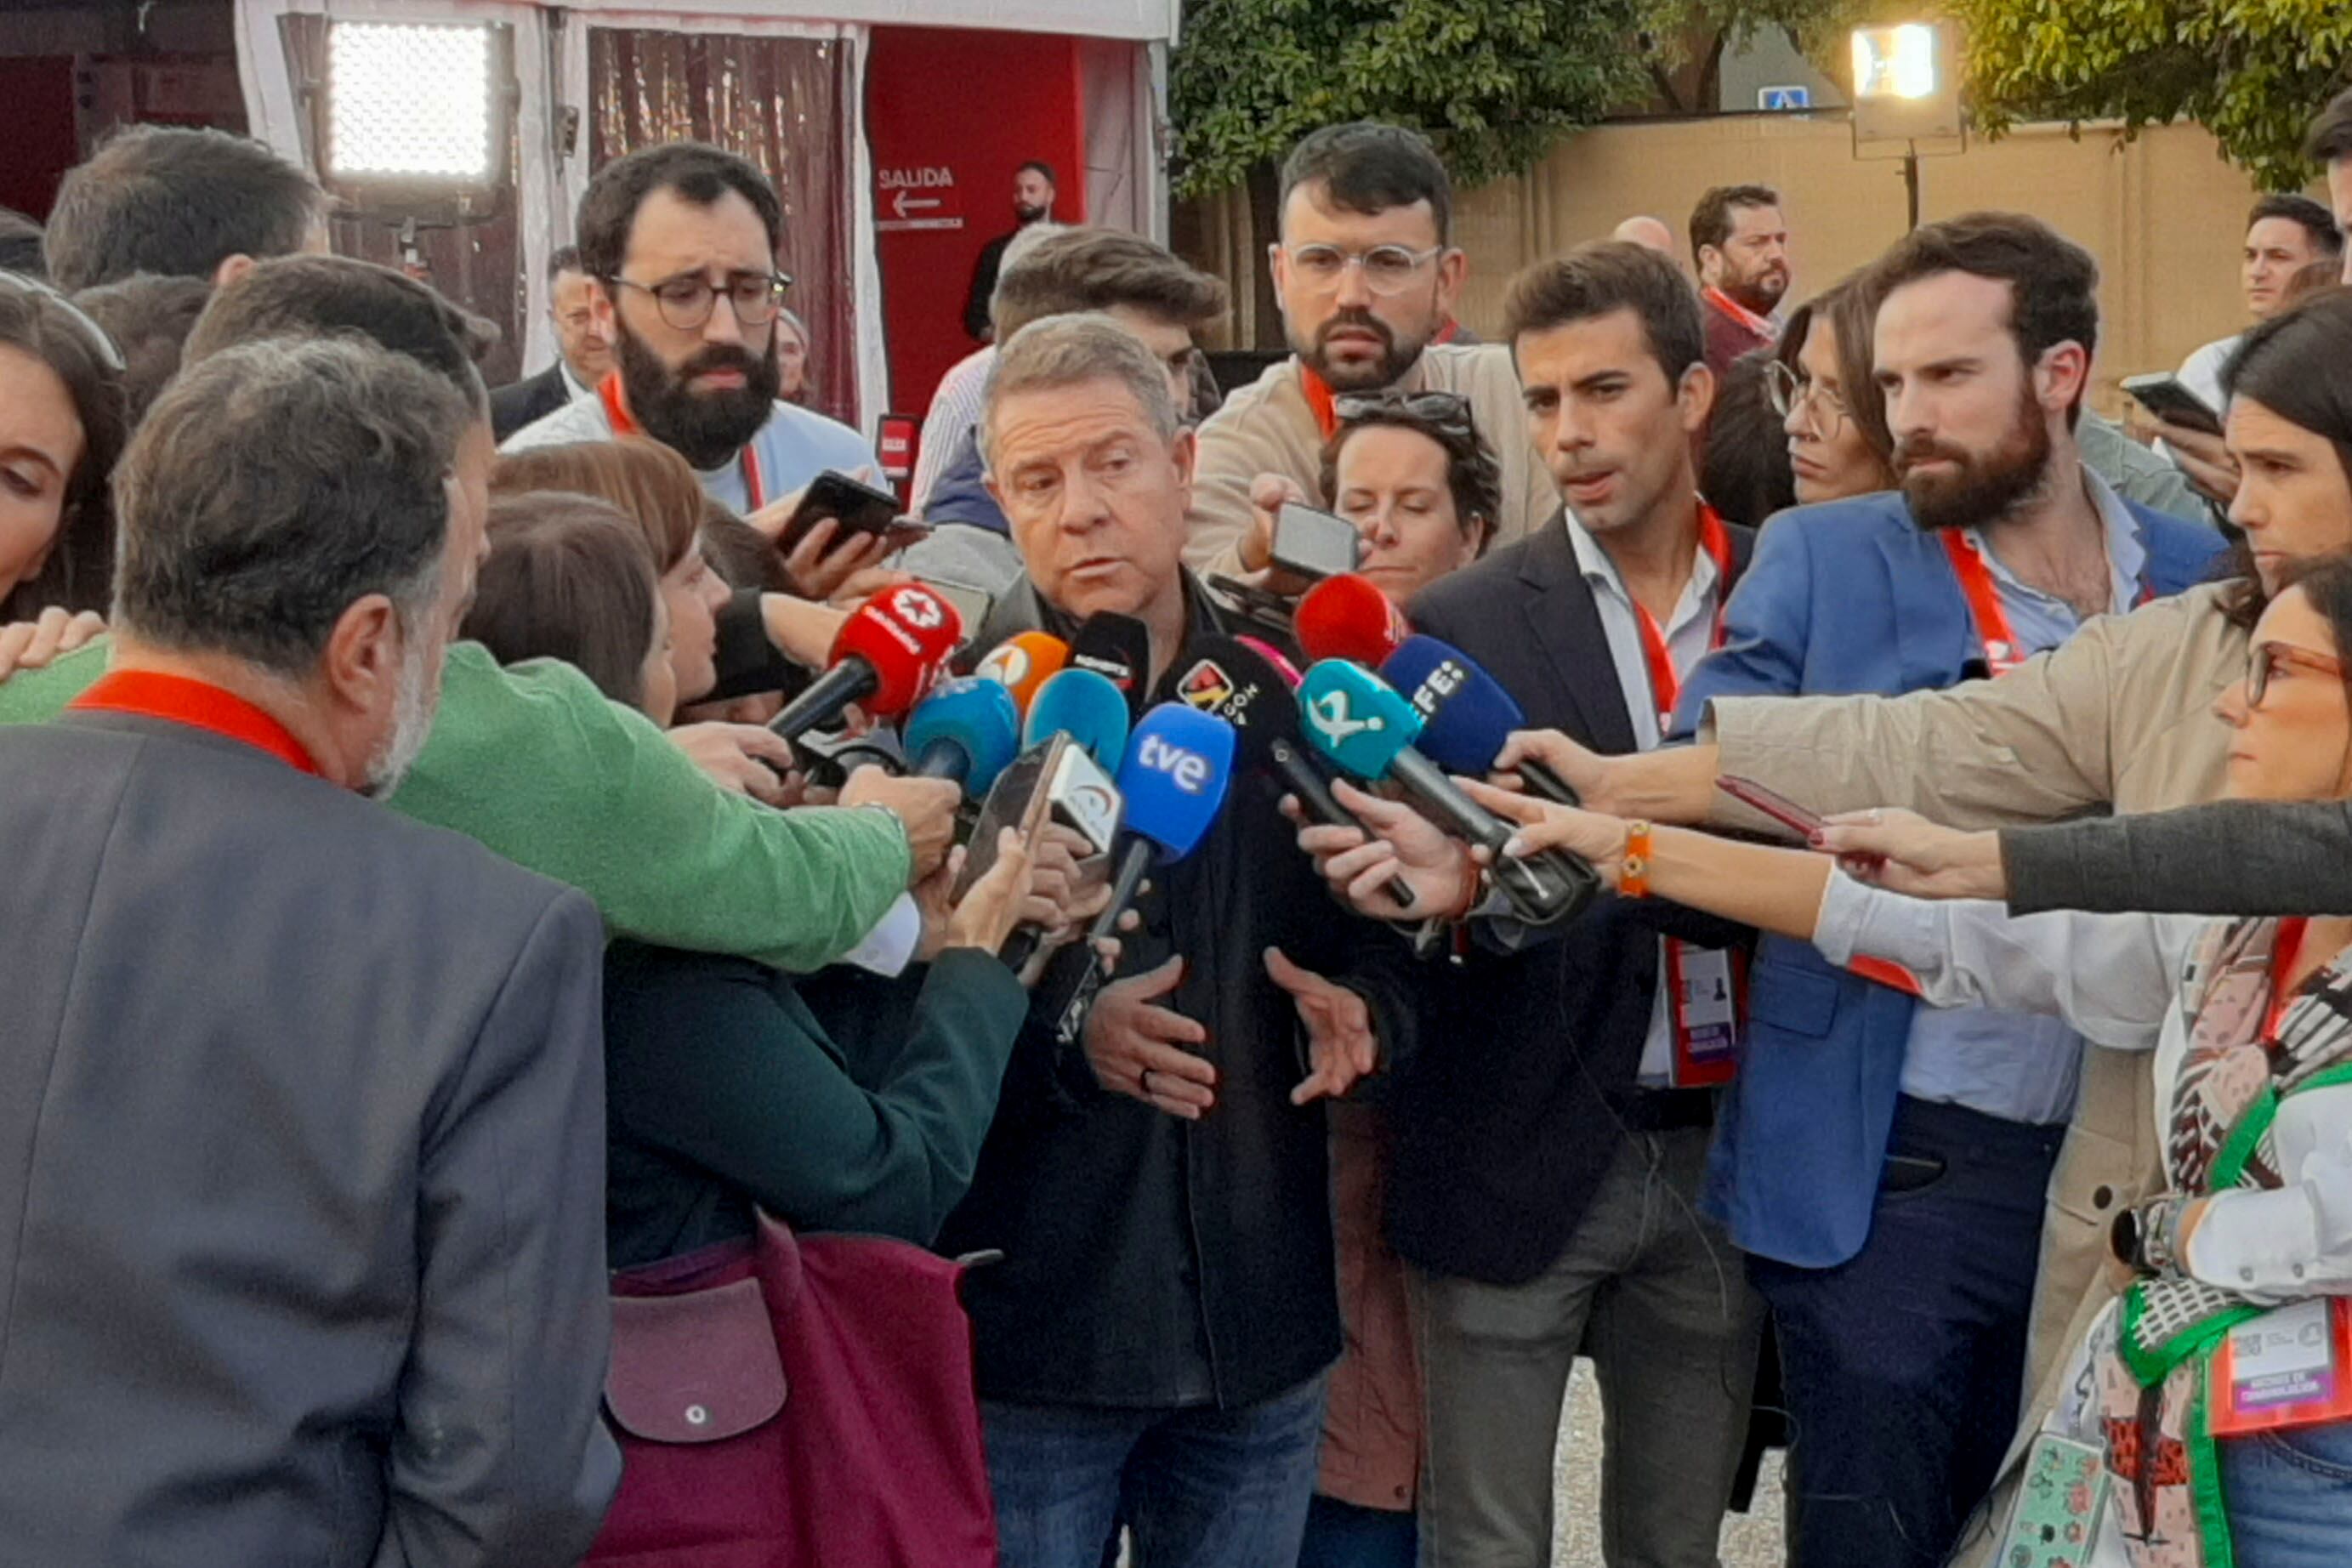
[767,583,964,742]
[1295,572,1410,668]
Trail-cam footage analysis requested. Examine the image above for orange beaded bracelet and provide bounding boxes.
[1619,821,1653,898]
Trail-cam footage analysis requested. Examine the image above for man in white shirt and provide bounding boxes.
[505,144,878,523]
[2174,194,2342,412]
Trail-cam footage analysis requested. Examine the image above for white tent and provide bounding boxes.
[231,0,1181,429]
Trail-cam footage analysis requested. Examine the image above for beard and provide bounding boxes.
[1897,385,2054,533]
[361,631,438,802]
[614,315,780,471]
[1724,262,1789,316]
[1014,201,1050,224]
[1293,306,1428,393]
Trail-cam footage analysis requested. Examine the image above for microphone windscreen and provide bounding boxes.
[904,676,1023,793]
[832,583,965,717]
[1175,635,1304,772]
[1293,659,1424,781]
[1233,633,1305,687]
[1379,635,1528,774]
[974,632,1070,714]
[1114,702,1237,862]
[1295,574,1409,668]
[1023,667,1133,765]
[1070,611,1151,719]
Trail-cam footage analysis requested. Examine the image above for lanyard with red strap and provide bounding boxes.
[1703,287,1775,340]
[1302,365,1340,440]
[599,371,767,510]
[1940,529,2155,677]
[70,668,322,775]
[1631,501,1736,734]
[2266,917,2312,1040]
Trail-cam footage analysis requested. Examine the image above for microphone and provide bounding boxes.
[1048,702,1236,1047]
[767,583,963,742]
[1295,573,1410,668]
[1295,659,1594,926]
[903,676,1023,794]
[1022,667,1133,767]
[974,631,1070,716]
[1176,634,1415,910]
[1070,611,1151,720]
[1378,635,1582,805]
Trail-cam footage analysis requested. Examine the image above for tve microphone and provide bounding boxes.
[1296,659,1594,926]
[974,631,1070,716]
[1295,573,1410,668]
[903,676,1023,794]
[1177,634,1414,910]
[1022,667,1133,767]
[1070,611,1151,720]
[767,583,963,742]
[1379,635,1581,804]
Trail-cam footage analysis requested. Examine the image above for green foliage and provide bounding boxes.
[1169,0,1654,196]
[1952,0,2352,190]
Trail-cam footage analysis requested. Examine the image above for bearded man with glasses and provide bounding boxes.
[1184,122,1559,588]
[505,144,880,565]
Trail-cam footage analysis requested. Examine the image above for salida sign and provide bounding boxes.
[876,165,963,233]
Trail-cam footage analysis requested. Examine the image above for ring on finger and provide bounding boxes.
[1140,1068,1155,1096]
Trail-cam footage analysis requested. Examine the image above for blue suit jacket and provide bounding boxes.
[1670,488,2225,1268]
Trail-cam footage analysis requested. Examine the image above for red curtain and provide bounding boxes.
[587,28,859,426]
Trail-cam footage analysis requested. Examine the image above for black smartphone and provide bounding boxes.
[777,469,926,554]
[1270,501,1362,581]
[2120,372,2224,438]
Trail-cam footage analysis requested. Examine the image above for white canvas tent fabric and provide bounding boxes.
[233,0,1173,431]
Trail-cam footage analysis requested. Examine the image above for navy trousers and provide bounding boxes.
[1748,1096,2065,1568]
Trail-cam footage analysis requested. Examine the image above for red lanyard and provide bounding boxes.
[598,371,766,510]
[2266,917,2311,1040]
[1703,287,1775,338]
[1302,366,1339,440]
[1940,529,2154,677]
[1632,502,1735,730]
[70,668,321,775]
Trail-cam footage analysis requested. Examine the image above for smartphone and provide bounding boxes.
[1716,774,1826,836]
[2120,372,2224,438]
[1271,501,1361,582]
[777,469,927,555]
[919,576,996,636]
[1206,572,1300,642]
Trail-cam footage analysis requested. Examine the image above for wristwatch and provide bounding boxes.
[2111,1194,2189,1277]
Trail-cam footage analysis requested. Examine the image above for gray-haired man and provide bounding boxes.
[0,337,618,1565]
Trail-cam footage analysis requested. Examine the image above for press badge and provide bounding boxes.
[1667,941,1741,1088]
[2208,1296,2352,1435]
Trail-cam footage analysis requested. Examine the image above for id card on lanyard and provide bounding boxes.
[1636,505,1744,1088]
[599,372,768,511]
[1940,529,2151,677]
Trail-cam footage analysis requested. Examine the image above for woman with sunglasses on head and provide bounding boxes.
[1322,389,1499,605]
[1450,556,2352,1567]
[0,273,127,662]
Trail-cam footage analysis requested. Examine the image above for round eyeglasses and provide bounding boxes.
[1764,358,1850,436]
[608,270,793,332]
[1279,243,1445,297]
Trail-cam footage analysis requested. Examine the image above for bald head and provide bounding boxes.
[1611,215,1677,255]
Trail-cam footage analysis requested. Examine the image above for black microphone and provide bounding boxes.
[1069,611,1151,721]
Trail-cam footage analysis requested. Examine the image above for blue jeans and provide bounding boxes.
[2218,1418,2352,1568]
[982,1374,1329,1568]
[1749,1096,2064,1568]
[1297,1493,1417,1568]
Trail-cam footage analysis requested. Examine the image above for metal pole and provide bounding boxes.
[1904,143,1921,231]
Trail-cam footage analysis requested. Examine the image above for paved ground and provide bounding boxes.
[1554,1361,1787,1566]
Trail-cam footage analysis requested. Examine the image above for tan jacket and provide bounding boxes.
[1182,345,1557,580]
[1700,580,2247,1562]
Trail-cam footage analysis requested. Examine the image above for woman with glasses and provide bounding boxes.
[1,272,127,627]
[1461,558,2352,1568]
[1764,276,1896,506]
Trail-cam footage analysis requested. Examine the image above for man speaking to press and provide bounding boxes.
[934,313,1429,1567]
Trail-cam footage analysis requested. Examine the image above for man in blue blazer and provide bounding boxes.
[1667,214,2225,1568]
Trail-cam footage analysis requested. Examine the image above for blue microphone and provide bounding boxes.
[1297,660,1594,925]
[1023,667,1133,767]
[903,676,1022,795]
[1378,635,1579,804]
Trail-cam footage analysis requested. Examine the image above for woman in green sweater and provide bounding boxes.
[463,486,1104,1261]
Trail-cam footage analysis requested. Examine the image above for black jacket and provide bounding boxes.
[490,362,573,443]
[962,231,1015,342]
[935,576,1429,1410]
[1394,510,1755,1286]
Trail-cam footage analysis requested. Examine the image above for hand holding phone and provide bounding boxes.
[1271,502,1363,582]
[2120,372,2224,438]
[773,469,930,557]
[1718,775,1886,871]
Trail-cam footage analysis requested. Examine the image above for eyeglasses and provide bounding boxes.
[2246,640,2348,708]
[0,269,126,372]
[1279,243,1446,296]
[1764,358,1849,435]
[608,269,793,331]
[1333,389,1474,431]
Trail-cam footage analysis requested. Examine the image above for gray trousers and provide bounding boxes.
[1410,1126,1764,1568]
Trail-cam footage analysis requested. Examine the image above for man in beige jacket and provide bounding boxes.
[1506,285,2352,1563]
[1184,122,1554,583]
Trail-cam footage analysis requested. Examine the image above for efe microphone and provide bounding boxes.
[766,583,963,742]
[1378,635,1582,805]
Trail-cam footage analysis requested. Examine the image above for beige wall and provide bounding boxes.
[1191,115,2315,419]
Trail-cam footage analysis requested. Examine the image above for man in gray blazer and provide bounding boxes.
[0,334,618,1565]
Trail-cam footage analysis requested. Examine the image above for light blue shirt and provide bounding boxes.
[1897,468,2150,1125]
[503,393,878,514]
